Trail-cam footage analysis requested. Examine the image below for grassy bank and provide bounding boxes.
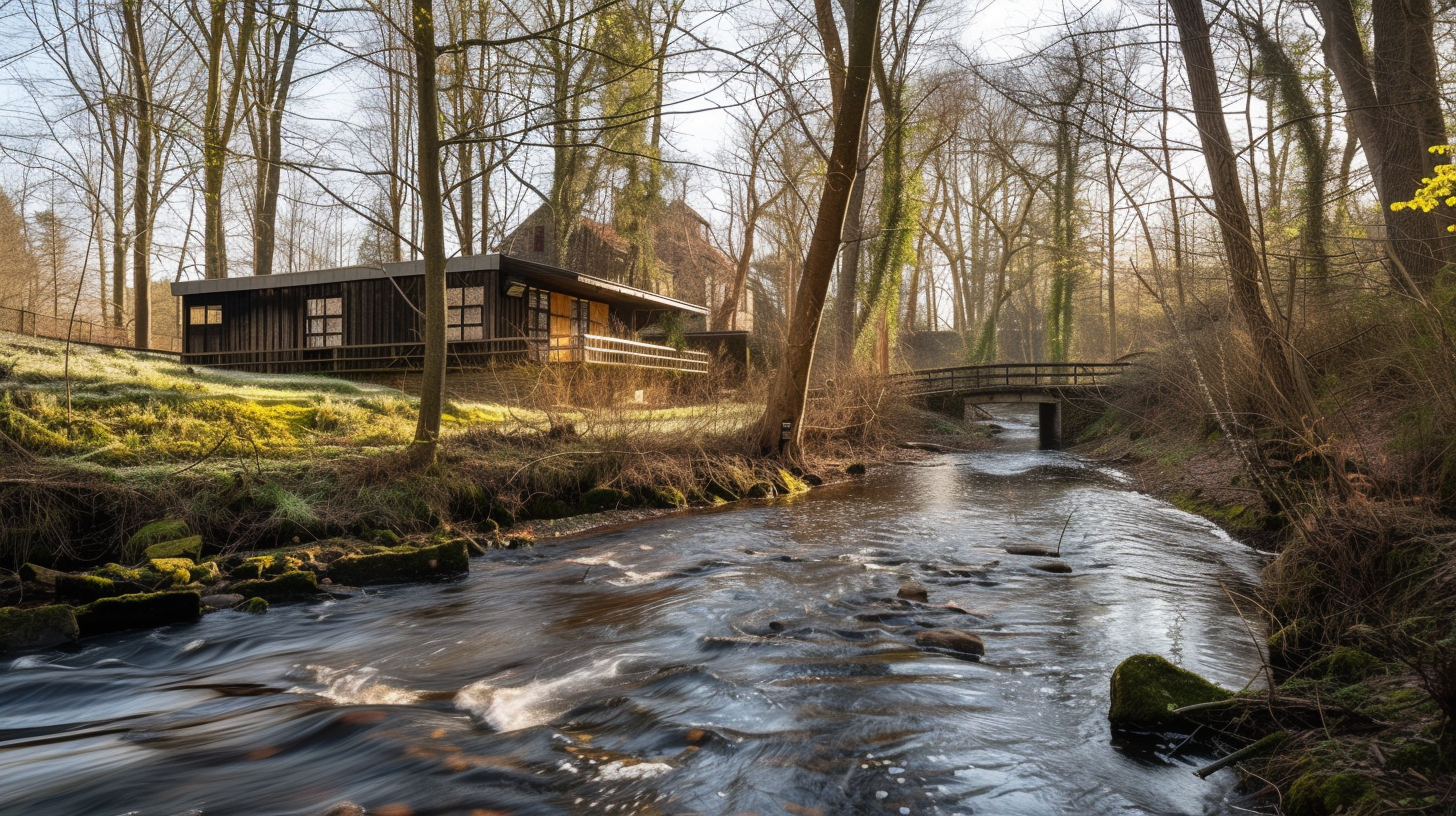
[1078,290,1456,814]
[0,332,977,575]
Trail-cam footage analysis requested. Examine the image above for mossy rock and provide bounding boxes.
[231,571,319,603]
[230,554,296,580]
[237,597,269,614]
[370,529,402,547]
[0,605,79,652]
[488,501,516,527]
[776,469,809,495]
[503,532,535,549]
[524,496,575,520]
[327,541,468,586]
[95,563,144,582]
[649,486,687,509]
[186,561,221,584]
[55,574,120,604]
[1389,734,1456,775]
[74,591,201,638]
[580,487,632,513]
[125,520,190,560]
[1284,772,1376,816]
[1108,654,1231,731]
[143,536,203,563]
[705,481,740,502]
[744,482,774,499]
[845,463,867,476]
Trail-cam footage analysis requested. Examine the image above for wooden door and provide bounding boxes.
[548,292,574,361]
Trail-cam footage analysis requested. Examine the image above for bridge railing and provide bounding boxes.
[890,362,1128,397]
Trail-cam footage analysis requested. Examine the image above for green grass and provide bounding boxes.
[0,332,532,466]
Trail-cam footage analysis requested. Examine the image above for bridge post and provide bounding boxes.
[1038,402,1062,450]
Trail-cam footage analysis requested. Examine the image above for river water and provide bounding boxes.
[1,410,1268,816]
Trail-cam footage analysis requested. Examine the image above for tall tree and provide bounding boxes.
[411,0,448,457]
[120,0,153,348]
[1168,0,1308,420]
[190,0,257,279]
[246,0,310,276]
[756,0,881,456]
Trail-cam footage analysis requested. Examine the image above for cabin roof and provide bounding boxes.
[170,253,708,315]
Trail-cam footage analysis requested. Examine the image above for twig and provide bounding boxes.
[1055,509,1075,557]
[171,430,233,476]
[1193,732,1287,779]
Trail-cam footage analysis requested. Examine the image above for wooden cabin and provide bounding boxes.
[170,254,711,375]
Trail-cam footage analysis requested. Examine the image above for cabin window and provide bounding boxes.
[532,225,546,253]
[188,305,223,325]
[447,285,486,341]
[305,297,343,347]
[526,288,550,340]
[570,298,590,338]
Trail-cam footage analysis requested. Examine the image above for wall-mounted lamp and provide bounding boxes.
[503,277,526,298]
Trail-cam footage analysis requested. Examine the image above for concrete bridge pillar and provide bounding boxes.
[1038,402,1062,450]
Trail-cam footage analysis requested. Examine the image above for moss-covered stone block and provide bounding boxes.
[580,487,632,513]
[55,574,120,604]
[776,469,809,495]
[143,536,202,562]
[125,520,190,559]
[150,557,194,576]
[19,562,63,586]
[327,541,468,586]
[370,529,402,547]
[74,591,201,637]
[238,597,269,614]
[186,561,221,584]
[745,481,774,499]
[230,554,297,580]
[231,570,319,602]
[0,605,79,651]
[1108,654,1231,731]
[845,463,867,476]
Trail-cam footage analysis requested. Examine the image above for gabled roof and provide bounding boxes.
[170,253,707,315]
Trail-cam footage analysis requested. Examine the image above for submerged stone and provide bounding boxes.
[897,581,930,602]
[1031,561,1072,574]
[55,574,120,604]
[143,536,203,562]
[915,629,985,658]
[1108,654,1231,731]
[74,591,202,638]
[201,593,245,609]
[326,541,469,586]
[231,571,319,602]
[0,605,79,651]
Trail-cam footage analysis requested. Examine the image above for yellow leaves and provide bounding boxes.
[1392,148,1456,232]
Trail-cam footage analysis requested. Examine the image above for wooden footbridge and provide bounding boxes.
[888,362,1129,449]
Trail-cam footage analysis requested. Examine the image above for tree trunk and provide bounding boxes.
[121,0,151,349]
[756,0,881,456]
[1168,0,1308,421]
[411,0,447,457]
[200,0,255,279]
[1313,0,1451,290]
[253,0,302,276]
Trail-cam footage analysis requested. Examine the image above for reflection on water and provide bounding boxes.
[0,408,1266,815]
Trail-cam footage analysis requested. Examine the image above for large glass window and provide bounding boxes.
[188,305,222,325]
[570,298,590,338]
[306,297,343,347]
[447,286,486,341]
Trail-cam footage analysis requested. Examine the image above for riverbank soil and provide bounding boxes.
[1076,294,1456,815]
[0,333,985,639]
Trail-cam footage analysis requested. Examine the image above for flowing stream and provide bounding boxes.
[1,409,1268,816]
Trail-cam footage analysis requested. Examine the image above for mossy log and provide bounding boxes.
[74,591,201,637]
[0,605,79,651]
[327,541,468,586]
[1108,654,1231,731]
[231,571,319,602]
